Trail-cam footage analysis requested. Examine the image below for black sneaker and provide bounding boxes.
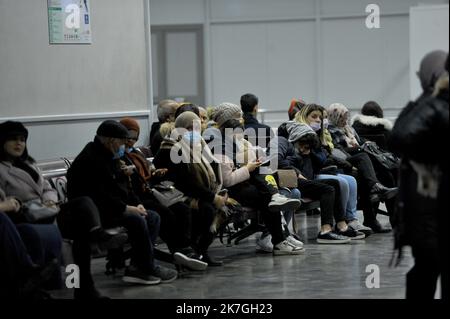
[201,253,224,267]
[174,251,208,271]
[316,231,351,244]
[122,265,161,285]
[336,226,366,240]
[151,265,178,283]
[370,183,398,202]
[364,220,392,233]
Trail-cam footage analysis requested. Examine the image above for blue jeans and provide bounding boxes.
[315,174,358,222]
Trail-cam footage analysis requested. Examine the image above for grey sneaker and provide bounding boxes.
[348,220,373,237]
[286,235,304,249]
[268,194,301,212]
[122,266,161,285]
[273,240,305,256]
[151,265,178,283]
[256,233,273,253]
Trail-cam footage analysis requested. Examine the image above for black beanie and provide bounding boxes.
[96,120,130,139]
[0,121,29,142]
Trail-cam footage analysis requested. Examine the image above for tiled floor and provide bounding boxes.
[54,211,414,299]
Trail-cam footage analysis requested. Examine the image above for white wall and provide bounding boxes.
[150,0,449,126]
[410,4,449,100]
[0,0,153,161]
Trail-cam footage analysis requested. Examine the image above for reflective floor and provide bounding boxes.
[54,211,414,299]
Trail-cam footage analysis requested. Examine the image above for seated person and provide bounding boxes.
[153,112,227,266]
[206,103,304,255]
[352,101,393,149]
[150,99,179,155]
[0,121,64,295]
[67,120,177,285]
[275,121,366,243]
[119,117,208,271]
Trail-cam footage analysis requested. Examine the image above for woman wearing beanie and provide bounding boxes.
[295,104,370,236]
[0,121,63,298]
[153,112,227,266]
[119,117,208,271]
[208,103,304,255]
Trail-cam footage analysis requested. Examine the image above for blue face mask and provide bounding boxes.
[113,144,126,159]
[183,131,202,144]
[310,122,322,132]
[126,147,134,153]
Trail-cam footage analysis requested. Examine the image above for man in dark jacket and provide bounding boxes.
[390,51,448,299]
[241,93,274,149]
[68,120,177,287]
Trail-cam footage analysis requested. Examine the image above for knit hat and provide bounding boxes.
[285,121,316,143]
[120,117,140,135]
[0,121,29,140]
[419,50,448,92]
[212,103,243,128]
[96,120,130,139]
[175,111,201,129]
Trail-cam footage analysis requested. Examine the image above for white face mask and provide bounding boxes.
[310,122,321,132]
[323,119,329,129]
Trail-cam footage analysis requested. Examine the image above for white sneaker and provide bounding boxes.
[256,234,273,253]
[348,220,373,237]
[268,194,301,212]
[286,235,304,249]
[273,240,305,256]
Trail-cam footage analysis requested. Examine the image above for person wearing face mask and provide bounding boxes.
[119,117,208,271]
[154,112,227,266]
[207,103,304,255]
[295,104,371,236]
[67,120,178,286]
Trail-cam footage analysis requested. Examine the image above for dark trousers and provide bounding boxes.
[191,200,216,255]
[0,213,35,297]
[142,198,192,252]
[120,210,160,273]
[297,179,337,226]
[57,196,103,290]
[16,222,62,290]
[228,181,285,246]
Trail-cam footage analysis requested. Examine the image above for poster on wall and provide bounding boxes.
[47,0,92,44]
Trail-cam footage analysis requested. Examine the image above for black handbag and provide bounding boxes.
[151,181,185,207]
[361,141,400,170]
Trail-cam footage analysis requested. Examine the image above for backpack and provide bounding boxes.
[361,141,400,170]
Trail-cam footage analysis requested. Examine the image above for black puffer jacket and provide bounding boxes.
[389,88,449,252]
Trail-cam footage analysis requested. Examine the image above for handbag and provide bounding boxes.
[151,181,186,207]
[22,198,60,223]
[276,169,298,188]
[361,141,400,170]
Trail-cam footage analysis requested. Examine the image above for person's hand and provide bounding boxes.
[121,164,135,176]
[126,205,148,217]
[213,195,227,209]
[246,161,261,173]
[152,168,168,178]
[43,200,58,209]
[0,197,21,213]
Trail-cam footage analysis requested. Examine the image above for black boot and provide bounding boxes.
[370,183,398,202]
[363,219,391,233]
